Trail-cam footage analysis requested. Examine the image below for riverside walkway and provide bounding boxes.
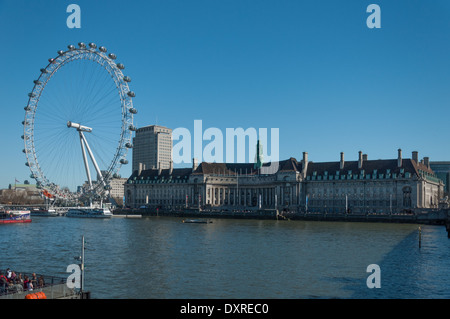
[116,207,450,226]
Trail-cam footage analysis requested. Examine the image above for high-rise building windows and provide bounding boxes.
[132,125,172,172]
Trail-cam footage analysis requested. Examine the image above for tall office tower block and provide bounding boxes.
[132,125,172,172]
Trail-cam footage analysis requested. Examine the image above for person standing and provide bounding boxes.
[0,271,7,293]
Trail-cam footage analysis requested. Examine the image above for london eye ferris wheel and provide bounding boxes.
[22,42,137,203]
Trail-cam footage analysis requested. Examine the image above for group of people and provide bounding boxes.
[0,268,45,294]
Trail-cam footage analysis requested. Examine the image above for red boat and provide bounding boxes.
[0,210,32,224]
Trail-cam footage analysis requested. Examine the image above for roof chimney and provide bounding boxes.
[340,152,344,170]
[301,152,309,177]
[412,151,418,163]
[192,158,198,172]
[158,161,162,175]
[363,154,368,161]
[303,152,308,164]
[397,149,402,168]
[358,151,363,169]
[424,157,430,169]
[138,163,143,175]
[169,160,173,175]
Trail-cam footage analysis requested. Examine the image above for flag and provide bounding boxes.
[15,178,20,183]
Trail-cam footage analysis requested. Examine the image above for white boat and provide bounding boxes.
[31,208,58,217]
[66,207,112,218]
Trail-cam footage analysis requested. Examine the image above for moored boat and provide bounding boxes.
[0,210,32,224]
[182,219,212,224]
[31,208,58,217]
[66,207,112,218]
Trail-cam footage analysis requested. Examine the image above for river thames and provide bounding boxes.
[1,216,450,299]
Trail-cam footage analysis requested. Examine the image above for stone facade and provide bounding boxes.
[109,177,128,205]
[125,149,444,213]
[302,150,442,213]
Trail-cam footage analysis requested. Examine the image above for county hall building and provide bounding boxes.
[124,147,444,214]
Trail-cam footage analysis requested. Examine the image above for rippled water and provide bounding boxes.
[1,216,449,298]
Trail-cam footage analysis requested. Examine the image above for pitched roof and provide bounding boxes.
[192,158,300,175]
[303,158,435,178]
[127,156,439,181]
[129,167,192,181]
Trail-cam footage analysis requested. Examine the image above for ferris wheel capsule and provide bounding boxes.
[129,108,137,114]
[23,42,136,203]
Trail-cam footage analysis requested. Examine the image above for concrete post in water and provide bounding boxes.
[80,235,85,293]
[418,226,421,248]
[446,221,450,238]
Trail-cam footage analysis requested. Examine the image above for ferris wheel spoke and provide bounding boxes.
[23,43,136,202]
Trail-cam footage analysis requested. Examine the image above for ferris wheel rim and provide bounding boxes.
[22,42,137,200]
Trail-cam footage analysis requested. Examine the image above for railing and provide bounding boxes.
[0,271,77,299]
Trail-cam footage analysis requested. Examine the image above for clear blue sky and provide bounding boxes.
[1,0,450,189]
